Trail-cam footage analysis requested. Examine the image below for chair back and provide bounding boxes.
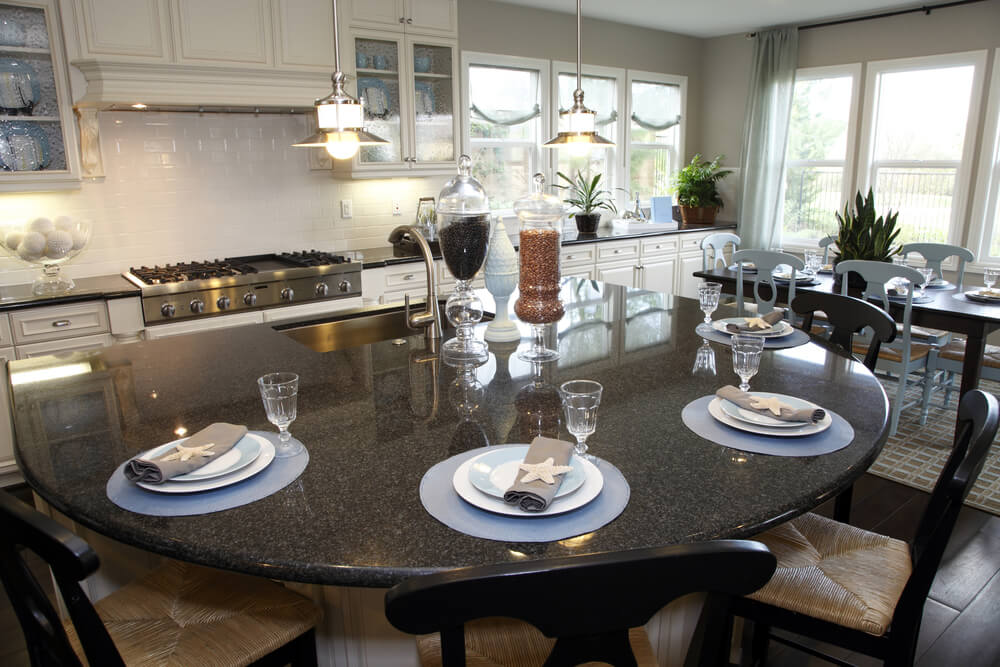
[731,249,804,317]
[836,259,924,358]
[900,243,975,291]
[385,540,776,667]
[819,235,837,264]
[701,232,740,271]
[790,291,896,371]
[0,491,125,667]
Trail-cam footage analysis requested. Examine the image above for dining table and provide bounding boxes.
[9,278,890,666]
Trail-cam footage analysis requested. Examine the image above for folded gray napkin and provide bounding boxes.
[124,423,248,484]
[503,436,574,513]
[716,386,825,423]
[725,309,784,333]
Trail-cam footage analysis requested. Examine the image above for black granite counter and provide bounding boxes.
[10,280,887,587]
[0,274,139,312]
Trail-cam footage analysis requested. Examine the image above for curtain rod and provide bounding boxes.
[745,0,986,38]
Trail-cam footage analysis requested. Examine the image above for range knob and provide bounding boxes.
[243,292,257,306]
[338,279,352,293]
[280,287,294,302]
[190,298,205,314]
[160,303,176,318]
[315,282,329,297]
[217,295,231,310]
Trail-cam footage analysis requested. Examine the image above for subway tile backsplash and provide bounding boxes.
[0,111,447,285]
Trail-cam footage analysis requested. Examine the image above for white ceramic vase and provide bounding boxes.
[483,219,521,342]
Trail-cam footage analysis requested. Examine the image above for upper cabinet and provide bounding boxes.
[173,0,272,66]
[342,0,456,37]
[0,0,81,191]
[72,0,170,60]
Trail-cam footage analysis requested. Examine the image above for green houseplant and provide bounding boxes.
[555,171,617,234]
[672,154,732,224]
[833,187,902,289]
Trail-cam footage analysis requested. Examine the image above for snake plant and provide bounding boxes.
[555,171,617,215]
[834,188,901,262]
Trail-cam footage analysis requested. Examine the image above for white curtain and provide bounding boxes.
[737,27,798,250]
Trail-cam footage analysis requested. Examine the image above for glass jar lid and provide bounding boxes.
[513,173,565,224]
[437,155,489,215]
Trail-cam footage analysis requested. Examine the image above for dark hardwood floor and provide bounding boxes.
[3,475,999,666]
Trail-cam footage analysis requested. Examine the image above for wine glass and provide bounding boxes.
[692,338,717,377]
[984,267,998,292]
[696,282,722,334]
[731,334,765,393]
[257,373,304,458]
[803,251,822,274]
[560,380,603,459]
[917,267,934,297]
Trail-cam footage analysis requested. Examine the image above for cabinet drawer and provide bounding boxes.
[15,333,113,359]
[384,265,429,289]
[680,234,710,251]
[596,240,640,264]
[0,313,11,347]
[438,263,484,290]
[382,287,431,305]
[561,245,596,266]
[641,237,678,257]
[11,302,110,344]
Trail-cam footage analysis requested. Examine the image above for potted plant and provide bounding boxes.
[833,188,902,290]
[555,171,617,234]
[672,154,732,224]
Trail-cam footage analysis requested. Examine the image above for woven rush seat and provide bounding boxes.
[852,340,931,363]
[64,560,321,667]
[417,619,656,667]
[939,339,1000,368]
[749,512,912,637]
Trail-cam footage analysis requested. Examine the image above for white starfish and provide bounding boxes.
[744,317,772,330]
[518,457,574,485]
[160,443,216,462]
[748,396,791,416]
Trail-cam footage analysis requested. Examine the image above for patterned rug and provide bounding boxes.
[869,376,1000,516]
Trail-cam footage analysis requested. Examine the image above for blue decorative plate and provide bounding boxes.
[0,121,49,171]
[414,81,434,116]
[467,445,586,499]
[357,77,390,119]
[0,58,40,113]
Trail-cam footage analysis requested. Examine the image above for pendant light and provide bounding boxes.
[293,0,388,160]
[543,0,614,155]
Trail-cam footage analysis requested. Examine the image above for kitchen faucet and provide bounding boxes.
[387,225,442,340]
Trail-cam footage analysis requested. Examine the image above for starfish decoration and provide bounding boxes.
[160,443,217,462]
[518,457,574,485]
[744,317,772,330]
[748,396,791,416]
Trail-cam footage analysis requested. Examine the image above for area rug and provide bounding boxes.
[868,377,1000,516]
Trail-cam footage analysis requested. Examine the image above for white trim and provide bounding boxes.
[625,69,687,205]
[969,48,1000,265]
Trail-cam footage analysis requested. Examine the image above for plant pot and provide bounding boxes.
[574,213,601,234]
[831,261,871,292]
[679,205,718,225]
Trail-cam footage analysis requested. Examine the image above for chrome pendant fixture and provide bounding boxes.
[543,0,614,152]
[292,0,388,159]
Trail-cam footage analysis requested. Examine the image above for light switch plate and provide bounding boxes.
[341,199,352,219]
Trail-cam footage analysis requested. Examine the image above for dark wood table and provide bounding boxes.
[694,268,1000,400]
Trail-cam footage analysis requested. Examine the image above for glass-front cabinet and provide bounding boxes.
[0,0,80,190]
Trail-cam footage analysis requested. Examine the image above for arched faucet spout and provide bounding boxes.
[388,226,442,340]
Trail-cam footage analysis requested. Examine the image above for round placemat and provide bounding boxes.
[681,396,855,457]
[420,445,630,542]
[106,432,309,516]
[697,326,810,350]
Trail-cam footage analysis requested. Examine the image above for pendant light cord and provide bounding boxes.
[575,0,582,93]
[332,0,342,74]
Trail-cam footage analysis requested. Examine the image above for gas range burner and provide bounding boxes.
[129,259,258,285]
[278,250,352,267]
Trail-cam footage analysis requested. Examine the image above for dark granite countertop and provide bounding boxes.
[0,274,139,312]
[11,280,887,588]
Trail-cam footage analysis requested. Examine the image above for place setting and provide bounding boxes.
[962,267,1000,304]
[419,379,630,543]
[696,282,810,349]
[106,373,310,516]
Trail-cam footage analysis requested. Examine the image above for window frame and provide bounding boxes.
[624,69,688,207]
[969,48,1000,267]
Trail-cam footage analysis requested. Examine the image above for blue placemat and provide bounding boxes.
[697,326,810,349]
[681,395,855,457]
[420,445,630,542]
[106,432,309,516]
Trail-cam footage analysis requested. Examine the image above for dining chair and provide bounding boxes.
[900,242,975,290]
[0,491,321,667]
[701,232,740,271]
[836,259,939,436]
[936,338,1000,408]
[385,540,776,667]
[729,389,999,667]
[819,235,837,264]
[731,249,805,318]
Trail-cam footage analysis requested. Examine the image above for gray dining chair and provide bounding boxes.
[701,232,740,271]
[899,242,975,290]
[731,249,804,318]
[819,235,837,264]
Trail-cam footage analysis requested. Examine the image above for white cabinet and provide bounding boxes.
[144,311,263,339]
[675,231,714,300]
[597,262,638,288]
[72,0,171,60]
[343,0,456,37]
[173,0,271,66]
[561,244,597,281]
[15,332,112,358]
[639,256,676,295]
[595,240,641,288]
[273,0,336,70]
[0,345,15,485]
[10,300,110,344]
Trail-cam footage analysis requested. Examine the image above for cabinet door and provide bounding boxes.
[596,262,637,288]
[343,0,404,31]
[174,0,272,65]
[676,252,705,299]
[15,333,112,359]
[0,346,16,481]
[273,0,335,70]
[351,31,407,168]
[407,36,457,168]
[404,0,457,36]
[564,265,595,281]
[75,0,170,60]
[639,256,676,296]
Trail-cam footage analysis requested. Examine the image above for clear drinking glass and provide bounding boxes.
[984,267,998,291]
[917,267,934,297]
[560,379,603,459]
[804,251,822,274]
[731,334,765,393]
[257,372,304,458]
[692,339,717,377]
[696,282,722,334]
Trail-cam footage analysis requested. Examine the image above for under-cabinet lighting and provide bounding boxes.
[10,362,91,386]
[131,103,147,109]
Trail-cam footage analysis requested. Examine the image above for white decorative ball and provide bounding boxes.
[54,215,75,231]
[4,230,24,251]
[45,230,73,259]
[18,232,46,261]
[71,228,88,250]
[28,217,54,235]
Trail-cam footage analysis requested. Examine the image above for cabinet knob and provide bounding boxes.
[51,319,71,328]
[406,17,413,23]
[399,16,405,22]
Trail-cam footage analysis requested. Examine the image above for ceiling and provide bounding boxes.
[493,0,934,38]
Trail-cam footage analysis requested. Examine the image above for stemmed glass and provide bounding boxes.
[257,372,304,458]
[984,267,998,292]
[731,334,764,393]
[560,380,603,459]
[917,267,934,297]
[692,339,717,377]
[696,282,722,335]
[803,251,822,274]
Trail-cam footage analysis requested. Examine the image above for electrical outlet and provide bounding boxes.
[340,199,352,219]
[392,200,401,216]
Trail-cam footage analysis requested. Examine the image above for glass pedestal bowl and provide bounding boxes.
[1,217,91,295]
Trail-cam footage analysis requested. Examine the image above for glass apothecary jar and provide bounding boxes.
[437,155,490,363]
[514,173,565,362]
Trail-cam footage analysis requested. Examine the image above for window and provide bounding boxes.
[626,71,686,201]
[970,49,1000,262]
[781,65,859,244]
[859,52,986,245]
[461,53,548,210]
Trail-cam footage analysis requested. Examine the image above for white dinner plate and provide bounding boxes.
[728,263,757,273]
[711,318,793,338]
[719,392,821,429]
[708,397,832,437]
[137,435,262,482]
[136,434,275,493]
[467,446,586,499]
[964,290,1000,304]
[925,279,951,289]
[452,448,604,517]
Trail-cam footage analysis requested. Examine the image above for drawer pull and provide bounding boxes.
[565,254,574,260]
[613,249,621,254]
[51,319,72,328]
[403,274,414,281]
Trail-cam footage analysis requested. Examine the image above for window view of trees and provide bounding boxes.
[628,80,681,200]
